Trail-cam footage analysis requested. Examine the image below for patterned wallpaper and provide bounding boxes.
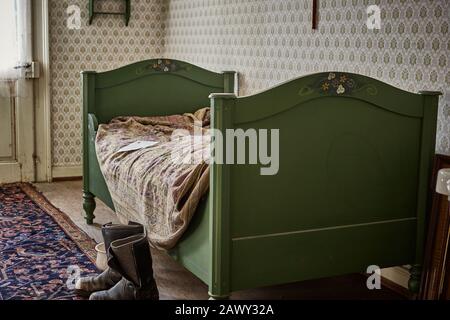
[50,0,450,168]
[163,0,450,155]
[49,0,165,167]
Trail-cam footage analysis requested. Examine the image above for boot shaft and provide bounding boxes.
[109,234,156,289]
[102,222,144,252]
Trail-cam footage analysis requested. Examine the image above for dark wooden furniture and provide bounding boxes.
[420,154,450,300]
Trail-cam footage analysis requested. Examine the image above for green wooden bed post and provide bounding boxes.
[222,71,238,96]
[408,91,441,294]
[82,71,97,225]
[208,93,237,299]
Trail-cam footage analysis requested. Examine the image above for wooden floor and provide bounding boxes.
[35,180,406,300]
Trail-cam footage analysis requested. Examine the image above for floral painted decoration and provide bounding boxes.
[320,72,356,95]
[298,72,378,97]
[136,59,189,75]
[151,59,180,72]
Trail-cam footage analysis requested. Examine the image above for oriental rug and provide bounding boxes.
[0,183,98,300]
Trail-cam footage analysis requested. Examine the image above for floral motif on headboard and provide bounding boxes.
[151,59,180,72]
[298,72,378,97]
[319,73,355,95]
[136,59,189,75]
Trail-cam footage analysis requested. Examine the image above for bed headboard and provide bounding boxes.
[82,59,237,124]
[81,59,237,212]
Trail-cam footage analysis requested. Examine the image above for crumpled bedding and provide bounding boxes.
[95,108,211,250]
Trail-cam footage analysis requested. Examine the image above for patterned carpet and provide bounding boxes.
[0,183,98,300]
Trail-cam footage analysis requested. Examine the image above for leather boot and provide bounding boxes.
[89,234,159,300]
[75,222,144,296]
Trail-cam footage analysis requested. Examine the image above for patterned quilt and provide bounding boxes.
[95,108,211,250]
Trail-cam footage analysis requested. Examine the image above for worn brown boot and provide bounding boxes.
[75,222,144,296]
[89,234,159,300]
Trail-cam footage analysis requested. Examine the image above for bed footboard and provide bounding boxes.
[208,73,440,297]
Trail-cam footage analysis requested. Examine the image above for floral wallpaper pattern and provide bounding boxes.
[163,0,450,155]
[49,0,165,167]
[50,0,450,169]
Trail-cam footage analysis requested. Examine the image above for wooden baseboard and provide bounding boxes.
[51,165,82,180]
[52,176,82,182]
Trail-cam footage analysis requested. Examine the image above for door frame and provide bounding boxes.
[33,0,52,182]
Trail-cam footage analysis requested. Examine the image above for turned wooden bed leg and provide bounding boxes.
[83,191,96,225]
[408,264,422,296]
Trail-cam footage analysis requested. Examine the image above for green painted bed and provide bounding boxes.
[82,60,440,299]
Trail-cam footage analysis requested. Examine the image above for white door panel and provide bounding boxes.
[0,0,35,183]
[0,96,15,159]
[0,80,34,183]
